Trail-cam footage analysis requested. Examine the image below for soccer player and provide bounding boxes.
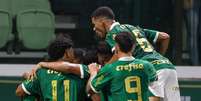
[16,35,89,101]
[29,41,115,101]
[90,6,180,101]
[87,32,158,101]
[30,49,100,101]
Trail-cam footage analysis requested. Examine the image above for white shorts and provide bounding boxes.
[149,69,181,101]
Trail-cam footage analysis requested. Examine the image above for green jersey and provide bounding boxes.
[22,65,89,101]
[105,22,175,70]
[22,95,38,101]
[91,57,157,101]
[21,78,41,101]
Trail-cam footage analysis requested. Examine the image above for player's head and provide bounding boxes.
[97,41,113,65]
[72,48,86,64]
[47,34,73,61]
[91,6,115,39]
[83,50,98,65]
[114,32,135,54]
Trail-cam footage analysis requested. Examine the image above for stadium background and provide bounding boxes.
[0,0,200,101]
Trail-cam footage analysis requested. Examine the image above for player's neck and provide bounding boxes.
[117,52,132,59]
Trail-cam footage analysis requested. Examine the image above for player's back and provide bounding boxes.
[124,24,175,70]
[106,23,175,70]
[107,24,160,58]
[37,68,88,101]
[104,59,156,101]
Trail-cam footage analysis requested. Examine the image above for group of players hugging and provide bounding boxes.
[16,6,181,101]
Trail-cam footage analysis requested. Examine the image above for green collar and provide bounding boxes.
[109,22,120,31]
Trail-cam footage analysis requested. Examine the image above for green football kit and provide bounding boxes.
[105,22,175,71]
[22,65,89,101]
[90,56,157,101]
[105,22,180,100]
[22,95,39,101]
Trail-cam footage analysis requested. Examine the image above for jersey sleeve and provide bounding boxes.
[21,77,40,95]
[62,62,90,79]
[143,62,157,83]
[105,32,117,52]
[90,65,113,93]
[22,95,38,101]
[143,29,159,44]
[80,64,90,79]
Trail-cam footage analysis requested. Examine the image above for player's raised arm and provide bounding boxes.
[143,29,170,55]
[16,85,26,97]
[156,32,170,55]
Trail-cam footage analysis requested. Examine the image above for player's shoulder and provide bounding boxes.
[108,24,134,36]
[123,24,134,28]
[36,67,56,76]
[100,62,118,73]
[134,59,153,67]
[123,24,139,30]
[37,67,48,73]
[133,58,147,63]
[133,59,155,74]
[101,64,113,70]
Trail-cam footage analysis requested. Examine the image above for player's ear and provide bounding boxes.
[114,44,119,54]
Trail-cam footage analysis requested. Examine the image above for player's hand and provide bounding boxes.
[30,63,42,79]
[22,72,32,80]
[88,63,100,75]
[90,93,101,101]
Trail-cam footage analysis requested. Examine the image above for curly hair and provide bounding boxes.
[73,48,86,63]
[47,34,73,61]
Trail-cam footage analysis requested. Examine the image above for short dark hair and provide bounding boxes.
[115,32,135,53]
[91,6,115,20]
[97,41,113,65]
[73,48,86,63]
[83,50,98,65]
[48,34,73,61]
[97,41,113,56]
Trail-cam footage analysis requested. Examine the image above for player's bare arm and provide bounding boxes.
[107,52,118,64]
[31,61,82,77]
[16,85,26,97]
[90,94,101,101]
[156,32,170,55]
[39,61,81,76]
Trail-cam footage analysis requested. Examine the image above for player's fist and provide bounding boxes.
[22,72,31,79]
[88,63,101,75]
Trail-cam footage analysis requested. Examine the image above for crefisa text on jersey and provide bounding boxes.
[116,64,143,72]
